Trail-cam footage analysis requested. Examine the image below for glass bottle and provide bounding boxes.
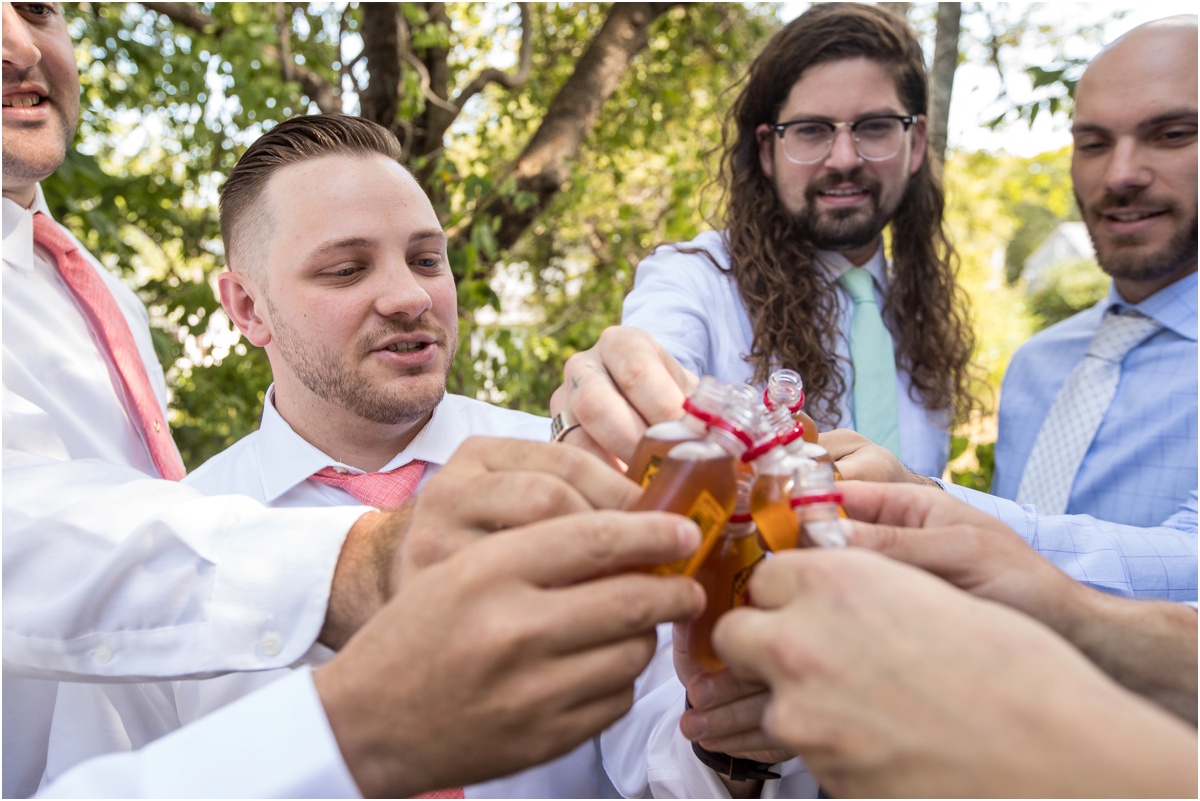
[764,368,819,443]
[750,450,847,552]
[625,376,727,487]
[685,478,765,671]
[634,398,758,577]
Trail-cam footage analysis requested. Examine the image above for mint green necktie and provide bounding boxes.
[838,267,901,456]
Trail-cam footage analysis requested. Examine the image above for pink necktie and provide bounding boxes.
[34,213,186,481]
[310,460,427,508]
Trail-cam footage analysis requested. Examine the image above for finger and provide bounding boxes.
[476,509,704,588]
[556,424,628,473]
[817,428,869,460]
[711,606,778,686]
[438,436,643,512]
[681,687,771,744]
[594,327,695,427]
[561,349,653,466]
[685,667,769,711]
[839,480,998,530]
[419,469,627,535]
[532,571,704,654]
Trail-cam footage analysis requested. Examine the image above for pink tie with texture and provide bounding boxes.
[34,213,186,480]
[310,460,428,509]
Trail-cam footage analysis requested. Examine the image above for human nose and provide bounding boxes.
[375,261,433,318]
[824,123,861,172]
[1103,137,1153,194]
[2,4,41,71]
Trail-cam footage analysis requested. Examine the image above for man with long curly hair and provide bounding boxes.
[620,2,975,479]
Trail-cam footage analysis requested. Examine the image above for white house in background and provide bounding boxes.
[1022,221,1095,292]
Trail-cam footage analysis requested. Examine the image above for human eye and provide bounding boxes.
[1072,132,1110,155]
[855,117,896,138]
[324,262,365,280]
[17,3,59,20]
[410,253,446,274]
[1153,123,1197,148]
[787,122,831,141]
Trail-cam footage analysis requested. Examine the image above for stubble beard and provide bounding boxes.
[1080,189,1200,283]
[271,309,458,426]
[2,67,77,187]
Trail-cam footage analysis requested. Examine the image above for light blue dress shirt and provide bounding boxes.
[993,272,1197,528]
[940,483,1197,601]
[622,230,952,479]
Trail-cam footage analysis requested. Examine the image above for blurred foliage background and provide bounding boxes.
[44,1,1116,487]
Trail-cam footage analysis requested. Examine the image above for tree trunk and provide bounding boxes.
[359,4,406,141]
[453,2,677,259]
[928,2,962,167]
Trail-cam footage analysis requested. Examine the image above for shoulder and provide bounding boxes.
[438,394,548,443]
[184,433,265,497]
[635,231,731,278]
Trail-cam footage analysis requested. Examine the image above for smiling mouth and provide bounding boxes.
[1105,210,1165,223]
[383,342,431,353]
[3,96,44,108]
[819,186,868,197]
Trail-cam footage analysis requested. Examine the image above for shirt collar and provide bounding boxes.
[814,244,889,291]
[253,385,461,503]
[1104,271,1197,342]
[2,184,51,276]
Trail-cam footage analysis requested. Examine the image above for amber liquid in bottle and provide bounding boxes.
[626,420,703,487]
[750,473,800,552]
[686,518,764,670]
[633,441,738,577]
[794,409,820,444]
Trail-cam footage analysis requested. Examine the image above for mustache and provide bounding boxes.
[359,319,449,350]
[804,171,882,200]
[1089,187,1175,215]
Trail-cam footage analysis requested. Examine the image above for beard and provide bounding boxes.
[789,171,893,252]
[1079,187,1199,283]
[269,306,457,426]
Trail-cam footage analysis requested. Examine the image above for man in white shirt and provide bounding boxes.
[4,4,703,796]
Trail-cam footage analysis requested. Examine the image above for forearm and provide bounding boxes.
[1064,589,1198,724]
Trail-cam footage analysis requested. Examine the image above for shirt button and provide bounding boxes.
[92,644,113,664]
[259,632,284,657]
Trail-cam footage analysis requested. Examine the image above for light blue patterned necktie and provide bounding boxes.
[1015,307,1161,514]
[838,267,901,456]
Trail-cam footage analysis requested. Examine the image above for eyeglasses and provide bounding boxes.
[770,115,918,165]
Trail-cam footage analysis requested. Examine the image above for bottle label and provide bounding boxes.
[732,554,767,605]
[640,455,664,489]
[686,489,726,540]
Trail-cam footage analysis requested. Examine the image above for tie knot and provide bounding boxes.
[311,460,427,509]
[32,212,78,259]
[1087,308,1160,363]
[838,267,878,304]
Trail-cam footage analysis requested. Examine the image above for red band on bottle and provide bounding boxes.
[789,492,843,508]
[729,512,753,524]
[789,391,806,413]
[682,397,718,426]
[708,415,755,448]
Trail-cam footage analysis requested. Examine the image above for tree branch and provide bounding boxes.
[451,2,534,111]
[141,2,223,35]
[143,1,339,114]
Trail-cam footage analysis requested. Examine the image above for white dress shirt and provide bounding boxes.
[622,229,951,478]
[3,190,362,798]
[43,391,624,798]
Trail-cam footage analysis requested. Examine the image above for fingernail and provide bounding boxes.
[677,520,702,550]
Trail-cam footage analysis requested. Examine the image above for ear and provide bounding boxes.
[218,271,272,348]
[908,114,928,177]
[756,123,777,179]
